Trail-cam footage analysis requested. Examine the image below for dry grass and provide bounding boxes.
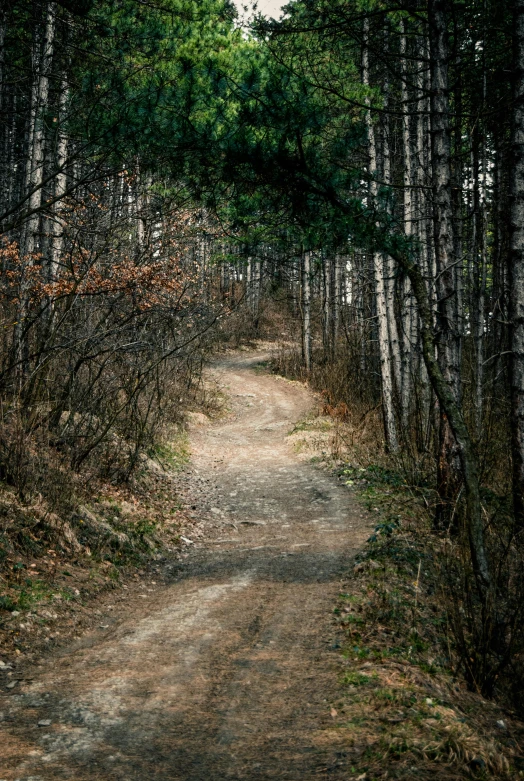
[298,444,524,779]
[0,421,205,663]
[329,521,524,779]
[272,341,524,778]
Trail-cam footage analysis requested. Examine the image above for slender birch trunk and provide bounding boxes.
[362,20,398,452]
[253,259,261,325]
[22,2,55,259]
[49,79,69,286]
[291,256,299,318]
[302,250,311,371]
[15,2,55,380]
[333,252,341,349]
[323,254,332,354]
[382,68,401,400]
[400,20,415,426]
[136,166,150,256]
[375,251,399,452]
[364,19,398,451]
[246,256,252,312]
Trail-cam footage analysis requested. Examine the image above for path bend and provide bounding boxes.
[0,349,370,781]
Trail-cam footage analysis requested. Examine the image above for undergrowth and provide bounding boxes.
[271,337,524,778]
[0,417,208,662]
[329,462,524,779]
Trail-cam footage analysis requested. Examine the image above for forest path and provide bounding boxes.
[0,349,371,781]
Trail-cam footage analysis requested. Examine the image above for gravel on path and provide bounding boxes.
[0,349,371,781]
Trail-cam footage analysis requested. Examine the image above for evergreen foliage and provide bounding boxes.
[1,0,523,707]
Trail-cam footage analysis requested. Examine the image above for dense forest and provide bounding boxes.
[1,0,524,711]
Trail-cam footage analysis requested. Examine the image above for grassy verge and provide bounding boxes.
[328,463,524,780]
[281,406,524,779]
[0,425,196,663]
[0,363,229,666]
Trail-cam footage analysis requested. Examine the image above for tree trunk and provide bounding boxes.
[323,254,332,355]
[246,255,253,312]
[302,250,312,371]
[375,249,399,453]
[510,0,524,529]
[429,0,462,528]
[394,248,490,594]
[0,6,7,219]
[21,2,55,260]
[333,253,341,349]
[253,259,261,326]
[400,20,414,426]
[15,2,55,381]
[415,29,432,445]
[49,79,69,286]
[383,62,401,400]
[364,19,398,451]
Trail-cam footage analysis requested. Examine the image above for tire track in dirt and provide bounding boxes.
[0,349,371,780]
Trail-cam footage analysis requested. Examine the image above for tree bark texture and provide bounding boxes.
[302,250,311,371]
[511,0,524,530]
[429,0,462,528]
[364,19,399,451]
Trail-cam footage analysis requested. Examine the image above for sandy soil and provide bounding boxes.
[0,349,371,780]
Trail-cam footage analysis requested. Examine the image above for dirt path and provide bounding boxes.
[0,350,371,781]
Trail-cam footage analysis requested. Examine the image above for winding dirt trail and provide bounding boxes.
[0,350,370,780]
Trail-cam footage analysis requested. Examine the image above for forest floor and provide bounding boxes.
[0,347,521,780]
